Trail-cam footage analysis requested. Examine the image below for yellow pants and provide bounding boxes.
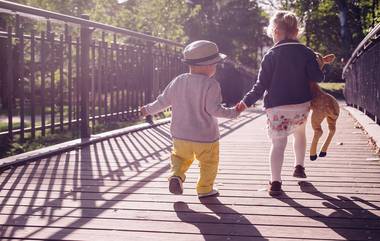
[170,139,219,194]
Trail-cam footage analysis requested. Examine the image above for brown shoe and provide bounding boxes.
[169,176,183,195]
[268,181,283,196]
[293,165,307,178]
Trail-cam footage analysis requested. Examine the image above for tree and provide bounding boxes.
[118,0,197,43]
[185,0,270,68]
[10,0,95,16]
[260,0,380,82]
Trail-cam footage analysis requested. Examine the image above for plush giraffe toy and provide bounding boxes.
[309,53,340,161]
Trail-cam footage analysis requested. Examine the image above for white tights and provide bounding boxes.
[270,121,307,182]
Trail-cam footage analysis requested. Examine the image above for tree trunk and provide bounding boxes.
[335,0,352,62]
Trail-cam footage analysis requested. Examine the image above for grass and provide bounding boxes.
[319,82,345,99]
[0,131,79,158]
[0,122,31,132]
[0,122,10,132]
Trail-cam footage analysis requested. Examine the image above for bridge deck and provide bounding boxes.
[1,107,380,241]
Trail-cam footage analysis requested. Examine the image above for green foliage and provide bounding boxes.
[185,0,270,67]
[7,0,379,80]
[8,0,268,68]
[10,0,95,16]
[319,82,345,99]
[271,0,380,82]
[0,130,78,158]
[124,0,198,43]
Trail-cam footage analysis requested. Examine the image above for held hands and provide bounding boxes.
[140,106,154,124]
[235,101,247,113]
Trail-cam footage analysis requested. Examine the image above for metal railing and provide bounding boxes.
[0,0,185,141]
[342,23,380,124]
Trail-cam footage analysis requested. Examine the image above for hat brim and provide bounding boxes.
[182,53,227,66]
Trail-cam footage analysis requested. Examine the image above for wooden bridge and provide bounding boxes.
[1,1,380,240]
[1,106,380,241]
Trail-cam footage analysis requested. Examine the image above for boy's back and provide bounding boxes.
[145,72,238,143]
[141,40,240,198]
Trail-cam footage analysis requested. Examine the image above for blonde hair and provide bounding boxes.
[267,11,301,39]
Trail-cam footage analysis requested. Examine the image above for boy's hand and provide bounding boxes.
[140,106,149,117]
[235,101,247,113]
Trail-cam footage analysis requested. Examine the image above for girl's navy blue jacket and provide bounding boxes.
[242,39,324,108]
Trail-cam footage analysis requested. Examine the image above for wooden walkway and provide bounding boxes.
[1,107,380,241]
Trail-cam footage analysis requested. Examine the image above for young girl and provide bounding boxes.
[236,11,323,196]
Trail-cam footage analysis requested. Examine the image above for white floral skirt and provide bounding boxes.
[266,102,310,139]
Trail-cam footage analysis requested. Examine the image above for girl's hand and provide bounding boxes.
[235,101,247,112]
[140,106,148,117]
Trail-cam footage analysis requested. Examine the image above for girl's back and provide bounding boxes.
[264,40,323,108]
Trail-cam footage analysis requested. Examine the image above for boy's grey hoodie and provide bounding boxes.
[145,73,239,143]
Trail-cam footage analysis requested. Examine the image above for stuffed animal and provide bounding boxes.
[309,53,340,161]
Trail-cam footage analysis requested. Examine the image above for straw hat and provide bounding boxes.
[182,40,227,66]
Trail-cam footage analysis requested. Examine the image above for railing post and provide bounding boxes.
[80,14,91,138]
[145,42,154,123]
[6,26,13,140]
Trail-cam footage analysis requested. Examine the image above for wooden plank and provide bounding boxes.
[1,206,379,229]
[1,215,379,240]
[3,153,379,172]
[3,167,380,185]
[1,189,380,211]
[3,161,380,178]
[1,194,380,218]
[0,228,273,241]
[2,177,380,194]
[1,108,380,241]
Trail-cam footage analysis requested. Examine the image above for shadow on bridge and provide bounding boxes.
[0,111,262,240]
[276,181,380,240]
[174,197,269,241]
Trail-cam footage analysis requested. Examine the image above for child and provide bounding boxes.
[141,40,240,198]
[236,11,324,196]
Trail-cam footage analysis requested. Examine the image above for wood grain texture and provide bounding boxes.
[1,108,379,241]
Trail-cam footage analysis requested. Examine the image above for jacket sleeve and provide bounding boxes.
[205,81,239,119]
[242,52,271,107]
[145,79,174,115]
[306,51,324,82]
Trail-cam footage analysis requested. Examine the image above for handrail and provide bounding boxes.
[0,0,184,47]
[342,23,380,76]
[0,0,186,142]
[342,22,380,124]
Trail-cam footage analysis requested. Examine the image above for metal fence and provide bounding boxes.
[343,23,380,124]
[0,0,185,141]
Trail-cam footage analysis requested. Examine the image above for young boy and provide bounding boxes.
[141,40,240,198]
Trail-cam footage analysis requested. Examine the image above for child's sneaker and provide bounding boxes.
[169,176,183,195]
[293,165,307,178]
[198,189,219,198]
[268,181,283,196]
